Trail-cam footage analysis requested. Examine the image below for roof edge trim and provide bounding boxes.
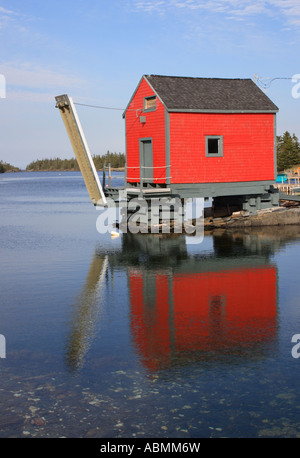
[167,108,279,114]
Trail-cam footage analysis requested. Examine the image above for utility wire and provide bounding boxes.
[74,102,124,111]
[255,75,295,89]
[74,101,140,112]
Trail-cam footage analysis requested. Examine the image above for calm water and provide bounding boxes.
[1,171,300,438]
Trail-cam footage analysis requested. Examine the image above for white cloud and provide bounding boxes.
[0,4,18,28]
[0,6,17,15]
[0,62,86,102]
[271,0,300,26]
[134,0,168,13]
[132,0,300,27]
[1,63,84,89]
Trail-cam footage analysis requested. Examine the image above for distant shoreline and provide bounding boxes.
[3,167,125,173]
[1,168,21,173]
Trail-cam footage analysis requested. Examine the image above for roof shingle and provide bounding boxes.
[145,75,278,112]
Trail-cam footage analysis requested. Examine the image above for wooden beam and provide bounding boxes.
[55,94,107,206]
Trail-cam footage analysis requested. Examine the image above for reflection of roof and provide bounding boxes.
[97,232,277,273]
[144,75,279,112]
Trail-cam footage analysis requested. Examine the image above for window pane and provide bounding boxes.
[208,138,219,155]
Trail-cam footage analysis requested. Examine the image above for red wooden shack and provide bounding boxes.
[123,75,279,213]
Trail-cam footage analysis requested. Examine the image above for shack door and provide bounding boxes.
[139,138,153,183]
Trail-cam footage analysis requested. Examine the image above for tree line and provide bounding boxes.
[25,151,125,171]
[277,131,300,172]
[0,160,20,173]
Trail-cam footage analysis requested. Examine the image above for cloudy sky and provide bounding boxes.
[0,0,300,168]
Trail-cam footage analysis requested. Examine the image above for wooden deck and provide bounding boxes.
[274,174,300,195]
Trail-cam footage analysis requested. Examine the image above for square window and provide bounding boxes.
[144,96,156,112]
[205,136,223,157]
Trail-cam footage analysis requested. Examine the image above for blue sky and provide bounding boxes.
[0,0,300,169]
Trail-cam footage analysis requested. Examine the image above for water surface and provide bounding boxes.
[1,171,300,438]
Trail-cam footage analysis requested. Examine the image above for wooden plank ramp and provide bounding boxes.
[55,94,107,207]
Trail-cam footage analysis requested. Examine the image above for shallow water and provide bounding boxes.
[1,171,300,438]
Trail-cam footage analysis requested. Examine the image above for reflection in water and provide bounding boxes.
[128,232,278,371]
[65,255,108,371]
[130,263,277,371]
[65,227,300,373]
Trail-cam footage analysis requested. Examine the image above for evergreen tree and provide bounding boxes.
[277,131,300,172]
[0,160,20,173]
[25,152,125,171]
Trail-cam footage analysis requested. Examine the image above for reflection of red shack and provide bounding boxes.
[129,265,277,372]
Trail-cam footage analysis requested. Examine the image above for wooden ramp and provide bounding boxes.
[55,94,107,207]
[279,192,300,203]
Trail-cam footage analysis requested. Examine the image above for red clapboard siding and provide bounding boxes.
[125,77,166,183]
[169,112,275,184]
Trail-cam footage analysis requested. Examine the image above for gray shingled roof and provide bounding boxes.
[144,75,278,112]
